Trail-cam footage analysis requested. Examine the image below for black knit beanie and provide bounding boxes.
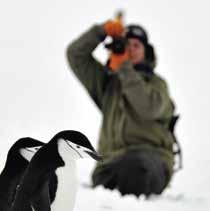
[125,25,148,47]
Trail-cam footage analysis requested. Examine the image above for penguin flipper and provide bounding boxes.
[31,182,51,211]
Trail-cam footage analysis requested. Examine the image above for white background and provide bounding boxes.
[0,0,210,210]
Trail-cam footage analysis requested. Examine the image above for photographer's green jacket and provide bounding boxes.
[66,25,175,180]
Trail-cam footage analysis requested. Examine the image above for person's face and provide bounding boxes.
[127,38,145,65]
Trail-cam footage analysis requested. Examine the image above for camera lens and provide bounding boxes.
[105,37,127,54]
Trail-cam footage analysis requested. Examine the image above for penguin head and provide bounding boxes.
[52,130,102,161]
[13,138,43,162]
[19,145,42,161]
[4,138,44,173]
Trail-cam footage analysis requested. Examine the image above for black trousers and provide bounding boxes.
[92,150,170,197]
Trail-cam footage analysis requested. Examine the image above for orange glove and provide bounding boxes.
[108,50,129,72]
[104,20,124,37]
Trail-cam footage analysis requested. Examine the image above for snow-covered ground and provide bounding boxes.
[1,0,210,210]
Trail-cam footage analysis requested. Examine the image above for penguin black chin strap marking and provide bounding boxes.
[25,148,35,153]
[64,140,83,158]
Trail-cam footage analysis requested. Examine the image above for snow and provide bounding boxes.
[75,186,208,211]
[1,0,210,210]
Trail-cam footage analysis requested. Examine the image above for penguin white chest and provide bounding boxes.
[51,163,78,211]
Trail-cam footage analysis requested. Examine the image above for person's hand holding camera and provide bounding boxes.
[103,20,129,71]
[103,20,124,38]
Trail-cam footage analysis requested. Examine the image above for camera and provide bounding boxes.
[104,37,127,54]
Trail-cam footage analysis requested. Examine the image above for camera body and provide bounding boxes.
[105,37,127,54]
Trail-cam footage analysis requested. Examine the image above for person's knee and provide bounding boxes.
[91,150,170,197]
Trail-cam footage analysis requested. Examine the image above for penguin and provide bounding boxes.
[0,137,44,211]
[12,130,102,211]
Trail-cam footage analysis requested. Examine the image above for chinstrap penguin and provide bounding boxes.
[0,137,44,211]
[12,130,102,211]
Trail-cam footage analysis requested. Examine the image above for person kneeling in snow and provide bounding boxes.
[66,19,181,197]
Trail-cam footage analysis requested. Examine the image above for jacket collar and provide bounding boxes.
[134,62,154,79]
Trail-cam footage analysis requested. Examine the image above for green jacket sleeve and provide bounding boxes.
[117,61,174,120]
[66,24,108,109]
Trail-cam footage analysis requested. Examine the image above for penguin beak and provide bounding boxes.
[84,150,102,161]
